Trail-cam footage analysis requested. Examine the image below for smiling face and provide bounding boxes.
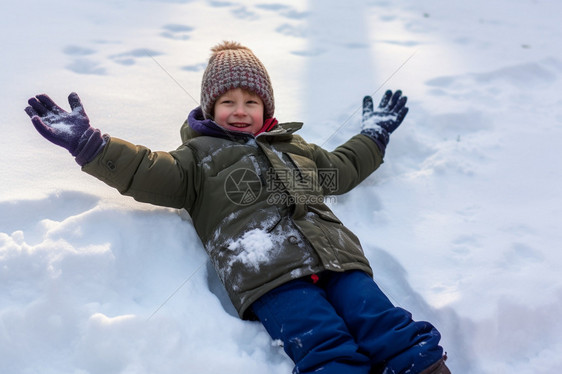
[213,88,265,135]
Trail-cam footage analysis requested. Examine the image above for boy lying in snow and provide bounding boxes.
[25,41,450,374]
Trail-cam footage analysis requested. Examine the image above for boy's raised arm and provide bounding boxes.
[310,90,409,195]
[25,92,194,209]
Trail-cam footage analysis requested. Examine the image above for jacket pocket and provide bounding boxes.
[284,152,322,194]
[306,205,342,224]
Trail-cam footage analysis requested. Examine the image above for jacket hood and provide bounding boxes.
[180,107,303,143]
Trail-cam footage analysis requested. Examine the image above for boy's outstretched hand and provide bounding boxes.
[25,92,105,165]
[361,90,408,147]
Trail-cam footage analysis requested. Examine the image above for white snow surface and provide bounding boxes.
[2,0,562,373]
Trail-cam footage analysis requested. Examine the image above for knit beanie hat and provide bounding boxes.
[200,41,275,119]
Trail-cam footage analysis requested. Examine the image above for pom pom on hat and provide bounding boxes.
[200,41,275,119]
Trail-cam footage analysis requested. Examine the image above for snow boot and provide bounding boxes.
[419,355,451,374]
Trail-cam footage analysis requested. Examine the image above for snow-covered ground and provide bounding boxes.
[2,0,562,373]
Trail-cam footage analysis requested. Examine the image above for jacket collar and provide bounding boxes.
[181,107,302,143]
[186,107,232,139]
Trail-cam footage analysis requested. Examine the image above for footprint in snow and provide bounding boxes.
[181,63,207,72]
[66,59,107,75]
[161,24,194,40]
[63,45,106,75]
[275,23,307,38]
[63,45,96,56]
[230,6,258,20]
[290,48,326,57]
[255,3,308,19]
[378,40,421,47]
[427,60,559,91]
[109,48,163,66]
[208,1,234,7]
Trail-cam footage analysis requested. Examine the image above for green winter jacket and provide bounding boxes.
[82,114,384,319]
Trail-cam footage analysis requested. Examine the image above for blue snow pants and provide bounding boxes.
[251,270,443,374]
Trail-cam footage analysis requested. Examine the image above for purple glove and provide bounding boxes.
[361,90,408,148]
[25,92,106,165]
